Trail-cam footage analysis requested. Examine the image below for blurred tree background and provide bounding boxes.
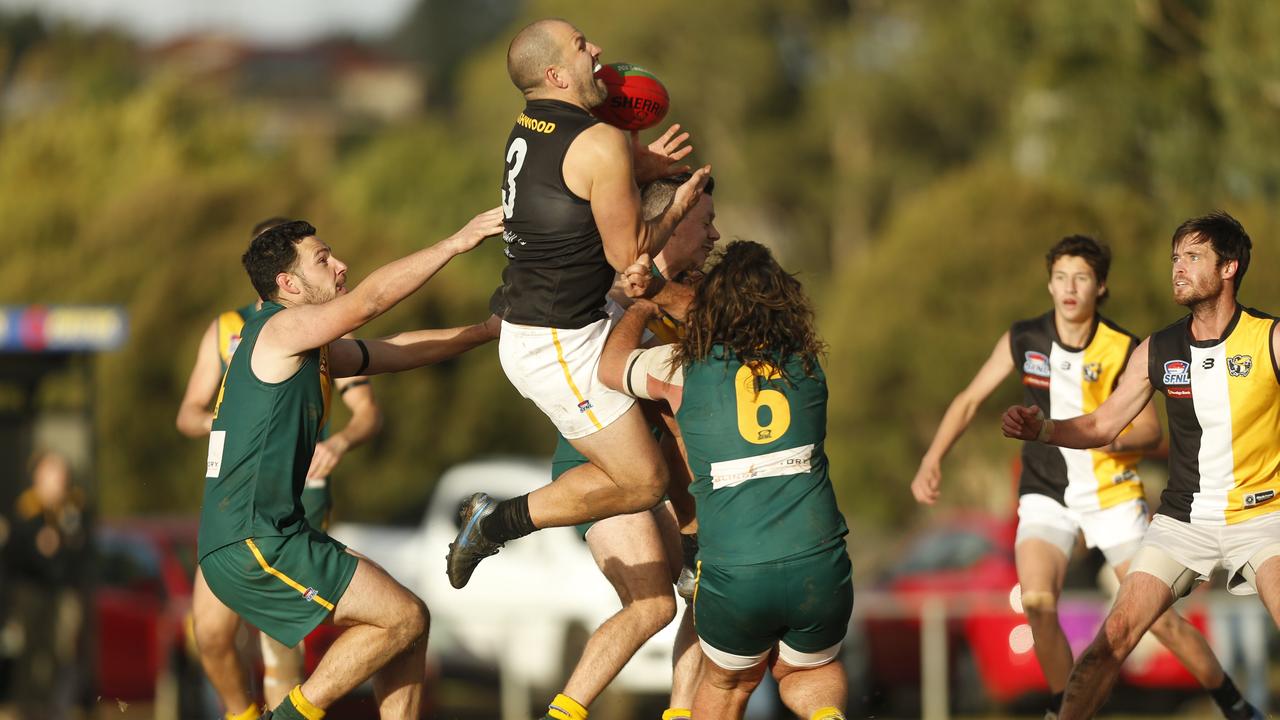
[3,0,1280,532]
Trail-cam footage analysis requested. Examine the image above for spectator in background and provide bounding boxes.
[6,450,89,720]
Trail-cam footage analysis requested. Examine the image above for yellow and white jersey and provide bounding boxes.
[1010,312,1143,511]
[1148,305,1280,525]
[216,303,257,372]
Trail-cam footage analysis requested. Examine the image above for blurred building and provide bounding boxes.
[148,34,426,125]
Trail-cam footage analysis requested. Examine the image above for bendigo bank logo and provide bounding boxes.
[1022,351,1051,389]
[1163,359,1192,398]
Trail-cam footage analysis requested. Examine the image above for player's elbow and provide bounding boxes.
[175,410,202,438]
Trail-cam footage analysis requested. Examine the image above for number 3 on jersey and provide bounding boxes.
[502,138,528,219]
[735,363,791,444]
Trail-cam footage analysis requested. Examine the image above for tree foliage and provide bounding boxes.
[3,1,1280,529]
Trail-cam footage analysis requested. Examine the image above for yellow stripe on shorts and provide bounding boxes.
[244,539,336,612]
[550,328,603,430]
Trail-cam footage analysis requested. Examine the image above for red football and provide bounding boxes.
[591,62,670,131]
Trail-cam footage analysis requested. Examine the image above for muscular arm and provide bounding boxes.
[569,124,710,271]
[911,332,1015,504]
[327,315,500,377]
[1003,338,1157,449]
[599,300,661,395]
[1102,397,1162,454]
[256,208,502,374]
[175,319,221,438]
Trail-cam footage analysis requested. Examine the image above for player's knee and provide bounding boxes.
[401,597,429,645]
[1099,612,1140,658]
[623,473,666,511]
[633,594,677,635]
[1020,590,1058,619]
[192,616,235,654]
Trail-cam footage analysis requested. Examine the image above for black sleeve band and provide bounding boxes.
[354,339,370,376]
[338,378,370,395]
[624,351,643,398]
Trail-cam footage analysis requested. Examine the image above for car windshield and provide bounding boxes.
[97,532,162,592]
[890,529,993,579]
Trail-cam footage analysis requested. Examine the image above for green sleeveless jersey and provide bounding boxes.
[676,347,847,565]
[198,302,332,558]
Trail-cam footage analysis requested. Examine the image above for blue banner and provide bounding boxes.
[0,305,129,352]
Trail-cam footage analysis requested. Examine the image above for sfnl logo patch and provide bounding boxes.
[1163,359,1192,398]
[1022,351,1051,389]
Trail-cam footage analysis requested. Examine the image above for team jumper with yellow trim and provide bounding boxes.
[1149,306,1280,525]
[1010,312,1145,511]
[199,301,356,648]
[217,302,339,530]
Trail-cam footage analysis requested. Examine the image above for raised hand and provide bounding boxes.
[632,123,694,184]
[1002,405,1045,441]
[910,458,943,505]
[448,207,505,253]
[669,165,712,219]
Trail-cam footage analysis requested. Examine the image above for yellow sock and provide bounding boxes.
[225,704,260,720]
[288,685,326,720]
[810,707,845,720]
[547,693,588,720]
[662,709,692,720]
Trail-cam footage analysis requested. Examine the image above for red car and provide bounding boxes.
[95,518,205,715]
[855,512,1204,714]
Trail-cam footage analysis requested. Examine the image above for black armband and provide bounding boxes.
[354,339,370,376]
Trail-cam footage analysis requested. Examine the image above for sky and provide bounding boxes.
[0,0,419,44]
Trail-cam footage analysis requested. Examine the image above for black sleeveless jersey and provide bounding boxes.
[490,99,614,329]
[1009,312,1143,509]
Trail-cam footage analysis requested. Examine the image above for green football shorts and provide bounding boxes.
[200,529,358,647]
[694,544,853,664]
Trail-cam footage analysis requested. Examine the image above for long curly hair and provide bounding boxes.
[673,240,825,379]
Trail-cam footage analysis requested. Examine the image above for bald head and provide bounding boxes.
[507,19,572,93]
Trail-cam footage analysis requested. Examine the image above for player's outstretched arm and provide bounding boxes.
[305,375,383,480]
[175,319,221,438]
[262,208,503,358]
[577,123,711,270]
[1003,338,1156,449]
[327,315,500,377]
[1102,397,1162,455]
[912,332,1014,505]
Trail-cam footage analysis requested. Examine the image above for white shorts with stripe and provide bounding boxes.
[498,317,635,439]
[1131,512,1280,596]
[1015,494,1149,566]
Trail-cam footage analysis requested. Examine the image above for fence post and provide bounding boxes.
[921,596,949,720]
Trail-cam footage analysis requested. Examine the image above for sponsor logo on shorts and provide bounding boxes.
[1163,360,1191,386]
[1244,489,1275,508]
[1228,354,1253,378]
[303,587,319,602]
[577,399,594,413]
[1083,362,1101,382]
